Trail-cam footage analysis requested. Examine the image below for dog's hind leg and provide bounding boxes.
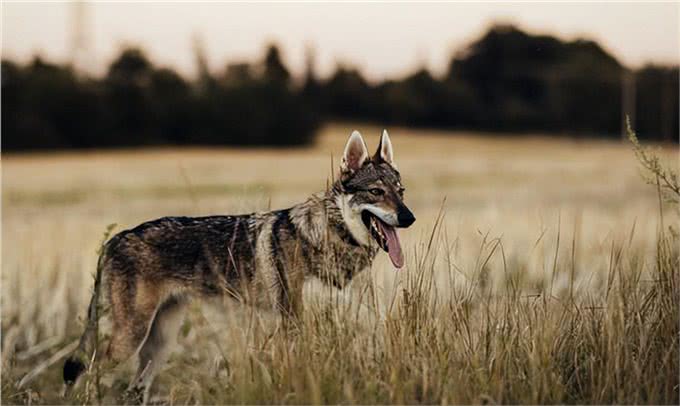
[127,294,187,404]
[105,274,173,403]
[106,276,163,364]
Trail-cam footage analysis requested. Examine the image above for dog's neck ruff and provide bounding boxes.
[289,189,370,251]
[333,217,362,247]
[328,180,375,247]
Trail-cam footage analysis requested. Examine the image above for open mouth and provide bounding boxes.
[361,211,404,269]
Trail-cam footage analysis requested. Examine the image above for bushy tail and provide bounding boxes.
[63,253,106,386]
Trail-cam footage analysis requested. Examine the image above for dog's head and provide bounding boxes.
[335,130,416,268]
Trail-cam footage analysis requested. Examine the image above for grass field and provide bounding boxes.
[2,123,678,404]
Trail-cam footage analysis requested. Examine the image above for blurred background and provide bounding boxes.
[2,4,679,402]
[2,1,678,150]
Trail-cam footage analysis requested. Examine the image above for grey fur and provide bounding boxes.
[62,131,415,402]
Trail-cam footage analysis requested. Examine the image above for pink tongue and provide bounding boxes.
[379,223,404,269]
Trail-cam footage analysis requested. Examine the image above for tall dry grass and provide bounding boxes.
[2,124,678,404]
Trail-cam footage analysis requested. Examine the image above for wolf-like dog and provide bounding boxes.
[63,130,415,400]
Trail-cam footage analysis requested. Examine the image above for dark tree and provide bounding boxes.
[263,44,290,85]
[635,66,679,142]
[103,48,156,145]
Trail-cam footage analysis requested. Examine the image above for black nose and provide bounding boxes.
[398,209,416,228]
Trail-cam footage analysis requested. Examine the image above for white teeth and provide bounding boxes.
[369,216,386,248]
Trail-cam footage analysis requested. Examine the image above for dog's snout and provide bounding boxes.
[398,209,416,228]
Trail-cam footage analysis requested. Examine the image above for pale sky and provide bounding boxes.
[2,2,679,82]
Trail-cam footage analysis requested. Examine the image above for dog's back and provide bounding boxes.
[107,215,262,296]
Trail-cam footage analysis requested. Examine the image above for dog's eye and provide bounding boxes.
[369,188,384,196]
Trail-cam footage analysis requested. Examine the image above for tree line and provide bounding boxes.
[2,24,677,151]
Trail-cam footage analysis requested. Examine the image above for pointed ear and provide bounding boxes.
[341,130,369,173]
[374,129,395,167]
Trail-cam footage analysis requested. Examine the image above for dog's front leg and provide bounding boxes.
[277,276,304,333]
